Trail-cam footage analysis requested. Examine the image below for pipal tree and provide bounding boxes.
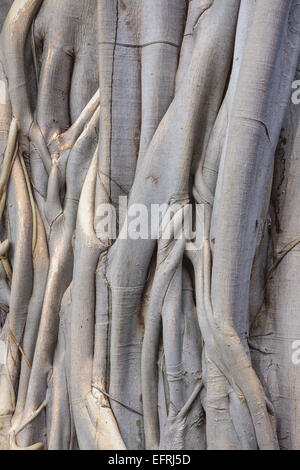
[0,0,299,450]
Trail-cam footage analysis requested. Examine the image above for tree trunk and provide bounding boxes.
[0,0,299,450]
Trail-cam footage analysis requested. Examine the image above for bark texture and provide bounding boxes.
[0,0,299,450]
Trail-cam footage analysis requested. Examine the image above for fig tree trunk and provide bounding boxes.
[0,0,299,450]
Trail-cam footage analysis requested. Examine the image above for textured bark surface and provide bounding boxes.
[0,0,299,450]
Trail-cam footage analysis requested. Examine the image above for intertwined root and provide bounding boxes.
[0,0,299,450]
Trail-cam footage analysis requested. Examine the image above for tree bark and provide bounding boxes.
[0,0,299,450]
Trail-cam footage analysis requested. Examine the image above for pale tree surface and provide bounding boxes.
[0,0,299,451]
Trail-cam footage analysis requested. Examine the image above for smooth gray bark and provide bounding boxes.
[0,0,299,450]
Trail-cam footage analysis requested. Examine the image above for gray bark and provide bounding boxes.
[0,0,299,450]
